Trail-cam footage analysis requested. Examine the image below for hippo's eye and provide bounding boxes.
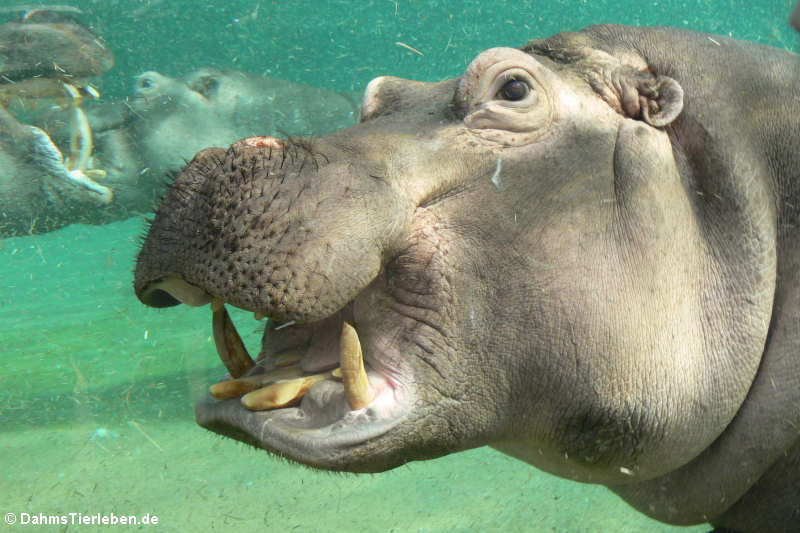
[138,77,154,89]
[497,79,529,101]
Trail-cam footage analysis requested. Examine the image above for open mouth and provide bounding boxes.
[140,276,409,467]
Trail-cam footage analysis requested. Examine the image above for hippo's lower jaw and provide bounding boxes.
[143,277,410,470]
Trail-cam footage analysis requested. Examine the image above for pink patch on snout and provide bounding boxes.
[233,136,284,149]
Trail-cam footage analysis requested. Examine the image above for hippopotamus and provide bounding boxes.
[95,67,359,198]
[0,9,115,235]
[133,25,800,532]
[0,67,357,236]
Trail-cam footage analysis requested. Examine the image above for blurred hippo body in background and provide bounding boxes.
[135,25,799,532]
[0,107,108,235]
[112,68,358,193]
[0,9,115,235]
[0,67,358,236]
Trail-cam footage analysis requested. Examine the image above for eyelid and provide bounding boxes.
[499,73,521,84]
[456,47,555,142]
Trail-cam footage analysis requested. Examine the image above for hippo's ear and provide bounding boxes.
[610,68,684,127]
[524,37,683,127]
[638,75,684,127]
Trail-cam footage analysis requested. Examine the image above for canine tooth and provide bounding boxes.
[340,322,374,410]
[212,300,255,378]
[209,366,305,399]
[241,372,329,410]
[274,353,301,367]
[66,105,92,172]
[331,367,342,380]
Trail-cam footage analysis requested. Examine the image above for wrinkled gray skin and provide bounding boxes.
[134,26,800,532]
[0,68,356,236]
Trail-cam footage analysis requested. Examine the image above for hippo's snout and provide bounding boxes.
[135,135,410,323]
[134,133,424,470]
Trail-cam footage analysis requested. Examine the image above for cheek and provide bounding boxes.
[386,227,452,308]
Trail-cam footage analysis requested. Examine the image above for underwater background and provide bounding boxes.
[1,1,797,531]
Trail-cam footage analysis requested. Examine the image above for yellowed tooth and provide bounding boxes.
[212,299,255,378]
[241,372,330,410]
[83,84,101,99]
[60,81,82,101]
[209,366,306,399]
[67,106,92,172]
[331,367,342,380]
[210,376,263,399]
[85,168,107,179]
[340,322,374,410]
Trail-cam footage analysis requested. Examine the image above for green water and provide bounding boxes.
[1,1,797,532]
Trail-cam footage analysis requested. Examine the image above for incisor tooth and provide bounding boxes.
[240,372,330,410]
[209,366,306,399]
[210,375,263,399]
[212,299,255,378]
[340,322,374,410]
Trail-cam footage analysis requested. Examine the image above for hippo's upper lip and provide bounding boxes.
[139,276,410,468]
